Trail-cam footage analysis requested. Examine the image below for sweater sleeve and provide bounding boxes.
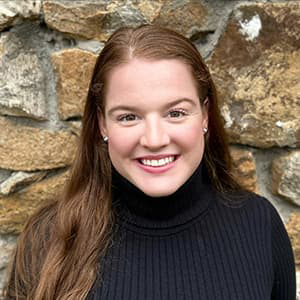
[270,204,296,300]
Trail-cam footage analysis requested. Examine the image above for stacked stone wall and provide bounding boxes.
[0,0,299,297]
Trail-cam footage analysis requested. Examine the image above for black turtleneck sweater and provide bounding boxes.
[88,163,296,300]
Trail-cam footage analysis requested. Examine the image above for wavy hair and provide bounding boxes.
[4,25,241,299]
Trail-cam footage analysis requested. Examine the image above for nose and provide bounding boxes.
[140,116,170,149]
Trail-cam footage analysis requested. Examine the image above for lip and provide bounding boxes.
[135,154,177,160]
[135,155,179,174]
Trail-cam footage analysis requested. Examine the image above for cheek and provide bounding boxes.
[170,121,204,147]
[107,127,139,158]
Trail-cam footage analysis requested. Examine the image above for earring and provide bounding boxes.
[103,136,108,142]
[203,127,208,134]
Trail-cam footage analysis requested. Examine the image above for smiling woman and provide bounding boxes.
[4,25,296,300]
[99,58,208,197]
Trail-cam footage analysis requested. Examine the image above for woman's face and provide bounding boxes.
[99,58,208,197]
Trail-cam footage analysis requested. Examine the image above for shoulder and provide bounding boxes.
[216,189,276,213]
[214,190,285,231]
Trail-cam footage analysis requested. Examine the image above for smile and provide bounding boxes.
[140,156,176,167]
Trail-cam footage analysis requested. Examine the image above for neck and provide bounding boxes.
[111,162,214,232]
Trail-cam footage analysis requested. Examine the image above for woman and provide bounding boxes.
[4,25,296,299]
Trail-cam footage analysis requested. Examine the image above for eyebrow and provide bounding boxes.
[106,98,197,117]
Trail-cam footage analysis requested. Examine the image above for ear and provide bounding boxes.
[97,108,108,138]
[202,97,209,128]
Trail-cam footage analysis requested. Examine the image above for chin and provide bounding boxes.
[141,186,179,198]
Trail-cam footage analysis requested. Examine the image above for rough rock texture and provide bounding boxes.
[229,147,258,192]
[43,0,213,41]
[0,234,17,271]
[0,0,41,32]
[0,234,17,290]
[151,0,208,38]
[133,0,163,23]
[208,2,300,148]
[67,121,82,137]
[43,0,145,41]
[51,49,97,120]
[0,117,77,171]
[0,32,47,120]
[0,170,12,184]
[271,151,300,206]
[0,170,69,234]
[0,171,48,196]
[286,213,300,267]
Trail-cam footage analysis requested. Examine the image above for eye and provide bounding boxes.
[117,114,139,123]
[168,109,188,119]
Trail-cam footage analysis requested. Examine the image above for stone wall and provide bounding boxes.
[0,0,299,297]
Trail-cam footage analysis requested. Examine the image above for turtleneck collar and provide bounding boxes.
[112,162,215,234]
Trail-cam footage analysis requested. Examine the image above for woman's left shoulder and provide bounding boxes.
[217,189,283,224]
[242,191,279,212]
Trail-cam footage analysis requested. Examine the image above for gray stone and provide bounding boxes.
[43,0,219,43]
[76,40,104,53]
[0,171,48,196]
[51,48,97,120]
[208,2,300,148]
[0,32,47,120]
[0,170,12,185]
[67,121,82,137]
[0,0,41,32]
[0,234,17,293]
[271,151,300,206]
[0,235,17,271]
[43,0,146,41]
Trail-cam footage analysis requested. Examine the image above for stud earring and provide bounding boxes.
[203,127,208,134]
[103,136,108,142]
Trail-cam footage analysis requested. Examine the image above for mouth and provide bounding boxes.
[137,155,178,167]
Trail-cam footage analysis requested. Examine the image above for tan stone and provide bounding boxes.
[271,151,300,206]
[229,147,258,192]
[0,170,69,234]
[208,3,300,148]
[152,0,208,37]
[0,117,77,171]
[43,0,145,41]
[43,0,110,40]
[286,213,300,267]
[52,49,97,120]
[134,0,163,23]
[43,0,211,42]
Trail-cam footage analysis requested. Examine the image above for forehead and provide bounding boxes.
[104,58,199,109]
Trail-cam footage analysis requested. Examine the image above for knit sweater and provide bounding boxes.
[88,163,296,300]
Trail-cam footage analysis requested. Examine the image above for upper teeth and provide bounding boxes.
[141,156,175,167]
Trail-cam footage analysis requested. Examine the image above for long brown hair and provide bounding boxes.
[4,25,241,300]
